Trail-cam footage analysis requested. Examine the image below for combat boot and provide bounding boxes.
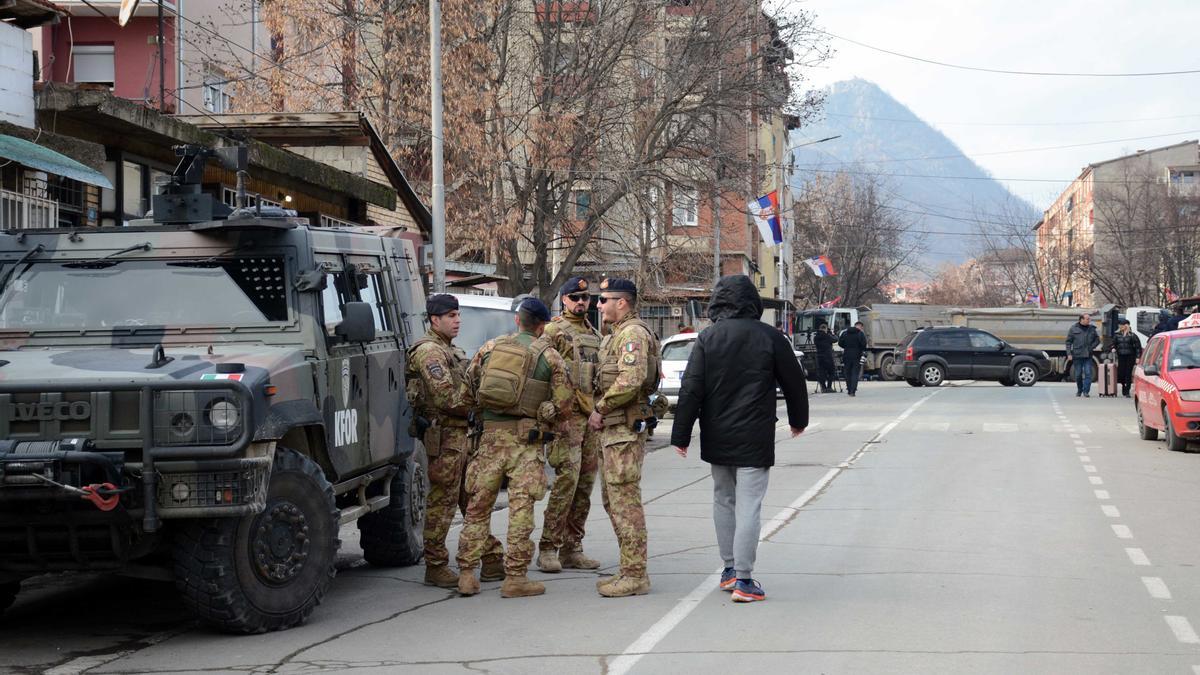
[480,555,505,582]
[424,564,459,589]
[595,573,619,590]
[457,570,480,596]
[560,550,600,570]
[536,546,562,573]
[598,575,650,598]
[500,575,545,598]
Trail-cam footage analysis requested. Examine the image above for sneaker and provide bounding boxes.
[1076,392,1082,397]
[719,567,737,591]
[1083,393,1091,398]
[731,579,765,603]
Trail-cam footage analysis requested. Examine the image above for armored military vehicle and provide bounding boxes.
[0,146,429,633]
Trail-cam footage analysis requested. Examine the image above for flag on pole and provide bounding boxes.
[1024,291,1041,306]
[1166,287,1180,303]
[748,191,783,246]
[819,296,841,309]
[804,255,837,277]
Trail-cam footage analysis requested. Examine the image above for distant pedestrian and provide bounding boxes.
[670,275,808,603]
[1167,306,1188,332]
[838,320,868,396]
[1152,310,1172,336]
[1112,320,1141,398]
[813,321,836,393]
[1065,313,1100,397]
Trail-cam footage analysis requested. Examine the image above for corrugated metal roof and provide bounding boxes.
[0,134,111,188]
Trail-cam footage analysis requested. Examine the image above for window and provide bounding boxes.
[357,273,391,333]
[572,189,591,220]
[661,338,695,362]
[202,77,232,113]
[73,45,114,87]
[969,331,1003,349]
[122,162,146,219]
[1167,336,1200,371]
[672,184,697,227]
[1143,338,1163,368]
[321,272,350,336]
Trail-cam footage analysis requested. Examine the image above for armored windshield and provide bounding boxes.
[0,257,290,331]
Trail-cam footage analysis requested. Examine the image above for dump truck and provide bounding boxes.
[793,304,953,380]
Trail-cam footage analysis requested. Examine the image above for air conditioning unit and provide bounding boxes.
[670,307,683,317]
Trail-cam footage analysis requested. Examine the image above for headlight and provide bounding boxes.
[208,399,241,431]
[1179,390,1200,402]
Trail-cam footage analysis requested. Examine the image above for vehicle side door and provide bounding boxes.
[350,254,405,469]
[968,330,1010,379]
[317,257,371,477]
[940,330,975,379]
[1138,337,1167,427]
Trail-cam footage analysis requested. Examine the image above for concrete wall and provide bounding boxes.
[0,23,35,128]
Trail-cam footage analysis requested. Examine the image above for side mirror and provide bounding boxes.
[1143,364,1159,377]
[996,342,1007,350]
[335,302,376,342]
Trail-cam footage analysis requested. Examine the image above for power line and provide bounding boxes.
[821,30,1200,77]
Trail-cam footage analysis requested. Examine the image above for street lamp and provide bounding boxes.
[429,0,447,292]
[777,134,840,310]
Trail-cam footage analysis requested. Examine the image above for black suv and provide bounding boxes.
[896,327,1052,387]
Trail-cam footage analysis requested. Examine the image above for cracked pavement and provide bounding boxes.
[6,382,1200,674]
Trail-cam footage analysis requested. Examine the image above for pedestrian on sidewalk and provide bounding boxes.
[1112,319,1142,398]
[1066,313,1100,397]
[814,322,836,393]
[669,275,808,603]
[838,321,868,396]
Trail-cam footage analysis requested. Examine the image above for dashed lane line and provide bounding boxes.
[1166,616,1200,644]
[1126,548,1153,566]
[1101,505,1121,518]
[1112,525,1133,539]
[1089,476,1104,485]
[1095,490,1110,499]
[1142,577,1173,600]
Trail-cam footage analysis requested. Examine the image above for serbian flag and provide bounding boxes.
[805,255,837,277]
[1166,287,1180,303]
[1025,291,1041,305]
[749,191,783,246]
[819,296,841,309]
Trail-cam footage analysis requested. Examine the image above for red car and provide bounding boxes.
[1134,327,1200,451]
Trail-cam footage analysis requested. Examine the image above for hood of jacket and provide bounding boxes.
[707,275,763,322]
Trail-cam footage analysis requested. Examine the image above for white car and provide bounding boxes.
[659,331,807,409]
[451,294,521,358]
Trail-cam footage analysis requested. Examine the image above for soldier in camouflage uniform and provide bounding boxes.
[537,277,603,573]
[589,278,661,597]
[456,298,574,598]
[407,294,504,588]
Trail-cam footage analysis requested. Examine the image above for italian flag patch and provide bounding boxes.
[201,373,244,381]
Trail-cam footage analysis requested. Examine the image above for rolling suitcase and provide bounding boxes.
[1097,354,1118,397]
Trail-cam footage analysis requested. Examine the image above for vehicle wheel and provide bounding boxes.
[906,378,923,387]
[999,378,1015,386]
[1014,363,1039,387]
[878,355,898,382]
[172,447,339,634]
[1137,405,1158,441]
[0,580,18,614]
[359,442,428,567]
[1163,405,1189,452]
[921,363,945,387]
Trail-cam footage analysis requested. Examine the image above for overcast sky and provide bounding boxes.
[791,0,1200,208]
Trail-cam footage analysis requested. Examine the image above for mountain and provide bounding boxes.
[790,78,1039,270]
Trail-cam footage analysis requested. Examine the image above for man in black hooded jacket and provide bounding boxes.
[670,275,808,603]
[838,321,868,396]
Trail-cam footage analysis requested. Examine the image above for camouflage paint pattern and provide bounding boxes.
[599,436,647,577]
[539,412,599,552]
[455,425,547,577]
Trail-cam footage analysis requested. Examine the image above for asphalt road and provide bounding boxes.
[6,381,1200,674]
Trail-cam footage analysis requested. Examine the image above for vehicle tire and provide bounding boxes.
[1163,405,1189,452]
[1014,363,1039,387]
[172,447,340,634]
[1137,405,1158,441]
[920,362,945,387]
[359,442,428,567]
[906,378,923,387]
[0,580,18,614]
[878,355,898,382]
[999,378,1015,386]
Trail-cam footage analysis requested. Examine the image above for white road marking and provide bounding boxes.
[1084,465,1098,473]
[1073,439,1086,446]
[1076,448,1087,454]
[1094,489,1110,499]
[1142,577,1173,600]
[842,422,884,431]
[1166,616,1200,644]
[1101,505,1121,518]
[1126,548,1152,566]
[1080,455,1091,462]
[1112,525,1133,539]
[44,627,188,675]
[911,422,951,432]
[608,391,944,675]
[1090,476,1104,485]
[982,422,1019,432]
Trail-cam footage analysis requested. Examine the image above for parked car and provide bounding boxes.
[659,331,805,410]
[1133,327,1200,451]
[896,326,1051,387]
[451,293,522,358]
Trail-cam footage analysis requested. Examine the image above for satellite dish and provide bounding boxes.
[118,0,141,26]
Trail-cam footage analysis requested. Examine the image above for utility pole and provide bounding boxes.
[712,179,722,284]
[429,0,447,292]
[157,0,165,111]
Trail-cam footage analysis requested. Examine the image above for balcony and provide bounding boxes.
[0,188,59,229]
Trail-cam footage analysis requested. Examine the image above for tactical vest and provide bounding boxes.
[597,318,661,402]
[552,318,601,397]
[476,334,553,418]
[405,336,470,426]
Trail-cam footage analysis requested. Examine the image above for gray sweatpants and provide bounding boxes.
[711,464,770,579]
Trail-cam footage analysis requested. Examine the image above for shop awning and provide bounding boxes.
[0,134,112,188]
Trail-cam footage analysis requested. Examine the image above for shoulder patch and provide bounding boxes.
[622,352,639,365]
[426,362,446,380]
[623,341,640,353]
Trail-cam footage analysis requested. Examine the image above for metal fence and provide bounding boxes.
[0,188,58,229]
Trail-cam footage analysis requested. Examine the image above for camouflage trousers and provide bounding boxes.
[600,426,648,578]
[422,427,502,567]
[456,423,548,577]
[539,412,600,552]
